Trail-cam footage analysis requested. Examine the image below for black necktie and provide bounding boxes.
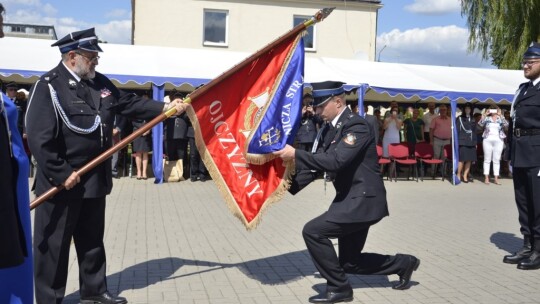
[322,123,336,149]
[79,80,97,107]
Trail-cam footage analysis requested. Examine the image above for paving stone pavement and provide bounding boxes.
[36,175,540,304]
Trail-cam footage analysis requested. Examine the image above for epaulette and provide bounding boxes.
[42,72,59,83]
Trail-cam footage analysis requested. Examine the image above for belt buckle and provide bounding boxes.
[515,129,521,137]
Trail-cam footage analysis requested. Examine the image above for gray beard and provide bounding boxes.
[73,57,96,80]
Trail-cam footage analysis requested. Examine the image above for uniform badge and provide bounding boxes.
[100,88,112,98]
[68,79,77,88]
[343,133,357,145]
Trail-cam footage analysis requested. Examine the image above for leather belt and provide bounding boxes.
[434,136,450,140]
[514,128,540,137]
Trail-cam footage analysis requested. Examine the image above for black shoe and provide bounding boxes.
[190,177,197,182]
[308,290,353,303]
[393,255,420,290]
[504,237,532,264]
[504,249,532,264]
[517,251,540,270]
[199,175,207,182]
[80,291,127,304]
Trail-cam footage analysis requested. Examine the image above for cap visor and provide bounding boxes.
[79,44,103,53]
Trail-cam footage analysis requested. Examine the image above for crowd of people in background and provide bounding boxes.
[2,83,209,183]
[2,80,513,184]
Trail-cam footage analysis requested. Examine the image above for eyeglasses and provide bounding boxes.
[521,60,540,68]
[75,51,100,63]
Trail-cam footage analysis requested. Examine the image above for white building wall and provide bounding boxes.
[133,0,380,60]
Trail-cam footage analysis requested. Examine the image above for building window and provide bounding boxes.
[35,27,49,34]
[293,16,315,51]
[203,9,228,47]
[12,25,25,33]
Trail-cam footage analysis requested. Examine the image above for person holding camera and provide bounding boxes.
[382,106,402,157]
[295,93,321,152]
[478,105,508,185]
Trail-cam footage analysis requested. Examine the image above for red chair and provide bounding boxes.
[376,145,391,180]
[388,143,418,182]
[415,142,444,181]
[442,144,453,181]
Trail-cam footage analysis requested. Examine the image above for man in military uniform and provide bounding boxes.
[274,81,420,303]
[504,42,540,270]
[26,28,188,303]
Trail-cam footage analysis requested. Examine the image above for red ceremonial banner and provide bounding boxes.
[187,35,304,229]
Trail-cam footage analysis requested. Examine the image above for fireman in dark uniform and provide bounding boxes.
[26,28,189,303]
[274,81,420,303]
[504,42,540,270]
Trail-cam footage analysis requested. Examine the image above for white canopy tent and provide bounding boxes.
[0,37,525,102]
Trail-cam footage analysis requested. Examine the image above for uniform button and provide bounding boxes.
[80,110,83,113]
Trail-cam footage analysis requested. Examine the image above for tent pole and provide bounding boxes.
[152,84,165,184]
[358,84,367,116]
[450,99,459,185]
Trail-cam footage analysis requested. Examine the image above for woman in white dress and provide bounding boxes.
[382,106,403,157]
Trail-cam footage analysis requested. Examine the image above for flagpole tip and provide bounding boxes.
[315,7,335,22]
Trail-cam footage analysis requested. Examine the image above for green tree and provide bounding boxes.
[461,0,540,69]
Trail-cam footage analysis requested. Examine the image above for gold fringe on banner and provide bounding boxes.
[186,106,294,230]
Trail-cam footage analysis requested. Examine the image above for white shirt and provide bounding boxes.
[422,111,438,132]
[331,107,347,127]
[62,61,82,82]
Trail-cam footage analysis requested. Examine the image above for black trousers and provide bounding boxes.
[513,167,540,241]
[302,212,407,292]
[166,138,188,161]
[34,196,107,303]
[189,137,207,178]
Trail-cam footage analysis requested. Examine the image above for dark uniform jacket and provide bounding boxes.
[26,62,164,199]
[290,107,389,223]
[164,113,189,140]
[364,113,380,145]
[295,114,320,144]
[507,81,540,167]
[456,116,477,147]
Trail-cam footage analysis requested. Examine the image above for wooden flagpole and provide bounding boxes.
[30,7,334,210]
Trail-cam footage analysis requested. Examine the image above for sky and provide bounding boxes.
[1,0,494,68]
